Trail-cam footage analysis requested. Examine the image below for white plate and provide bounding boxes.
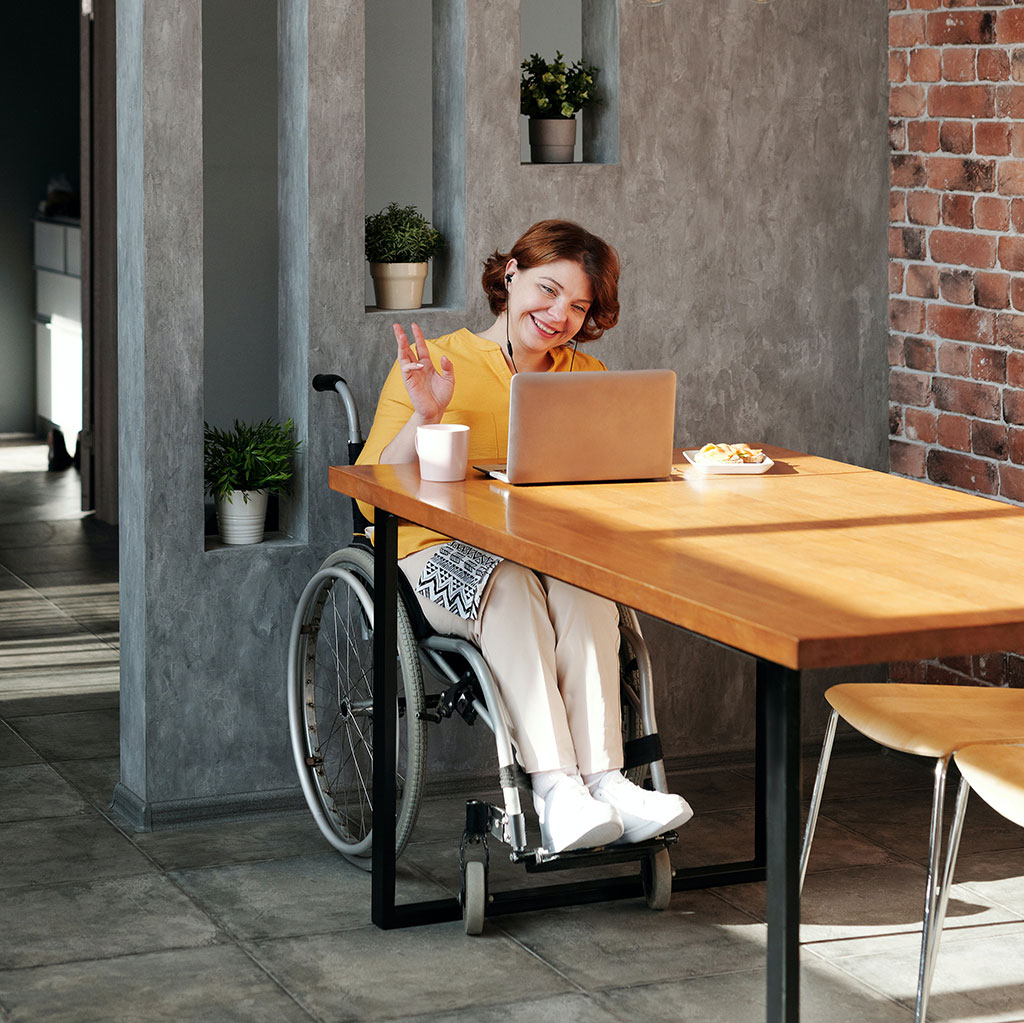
[682,449,774,475]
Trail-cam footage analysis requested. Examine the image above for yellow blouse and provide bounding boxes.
[356,327,607,558]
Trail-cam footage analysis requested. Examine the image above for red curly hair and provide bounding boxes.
[480,220,620,342]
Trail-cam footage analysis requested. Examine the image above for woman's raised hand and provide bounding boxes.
[394,322,455,422]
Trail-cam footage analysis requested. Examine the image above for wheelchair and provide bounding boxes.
[288,373,678,934]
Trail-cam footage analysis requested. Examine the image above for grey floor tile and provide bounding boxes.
[0,945,315,1023]
[247,922,574,1022]
[8,707,119,762]
[0,689,118,718]
[0,517,116,553]
[172,851,450,940]
[0,874,224,969]
[955,846,1024,917]
[132,811,328,870]
[51,755,119,810]
[665,764,757,812]
[0,723,39,768]
[0,763,90,822]
[595,955,916,1023]
[0,814,155,889]
[496,892,765,991]
[36,581,119,645]
[391,992,625,1023]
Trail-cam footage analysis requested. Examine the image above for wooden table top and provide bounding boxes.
[329,446,1024,671]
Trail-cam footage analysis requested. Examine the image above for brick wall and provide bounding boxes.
[889,0,1024,687]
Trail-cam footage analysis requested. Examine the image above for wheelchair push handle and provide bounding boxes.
[312,373,362,447]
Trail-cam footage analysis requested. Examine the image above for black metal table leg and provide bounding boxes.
[371,511,399,928]
[760,659,801,1023]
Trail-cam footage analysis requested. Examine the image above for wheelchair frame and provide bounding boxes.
[291,373,769,934]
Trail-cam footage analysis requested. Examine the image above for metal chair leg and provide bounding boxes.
[916,772,970,1023]
[915,755,952,1023]
[799,708,839,894]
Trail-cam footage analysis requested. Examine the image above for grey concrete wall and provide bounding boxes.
[117,0,888,827]
[0,1,80,434]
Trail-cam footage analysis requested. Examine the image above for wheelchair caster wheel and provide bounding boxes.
[462,859,487,935]
[642,848,672,910]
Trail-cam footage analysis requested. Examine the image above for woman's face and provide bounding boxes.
[506,258,593,356]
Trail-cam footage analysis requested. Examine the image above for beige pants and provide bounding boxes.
[400,546,624,775]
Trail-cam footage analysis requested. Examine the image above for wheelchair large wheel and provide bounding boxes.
[288,545,426,867]
[617,604,648,787]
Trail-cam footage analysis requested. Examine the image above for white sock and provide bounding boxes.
[582,769,618,792]
[531,768,578,799]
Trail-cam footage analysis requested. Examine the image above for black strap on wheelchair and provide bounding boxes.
[623,733,663,770]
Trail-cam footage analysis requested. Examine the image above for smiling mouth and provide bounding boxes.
[531,315,558,337]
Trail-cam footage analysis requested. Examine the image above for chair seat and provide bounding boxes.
[826,683,1024,758]
[954,744,1024,829]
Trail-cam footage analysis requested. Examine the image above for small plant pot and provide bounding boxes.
[215,489,268,545]
[528,117,577,163]
[369,262,429,310]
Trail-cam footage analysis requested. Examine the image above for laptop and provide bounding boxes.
[475,369,677,485]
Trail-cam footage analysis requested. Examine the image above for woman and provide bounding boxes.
[358,220,692,853]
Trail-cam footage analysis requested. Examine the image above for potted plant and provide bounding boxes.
[204,418,301,545]
[520,51,599,164]
[365,203,445,310]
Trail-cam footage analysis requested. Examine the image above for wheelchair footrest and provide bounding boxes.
[515,833,676,873]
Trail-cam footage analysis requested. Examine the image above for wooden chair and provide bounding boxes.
[800,683,1024,1023]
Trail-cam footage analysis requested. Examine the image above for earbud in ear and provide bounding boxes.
[505,273,513,285]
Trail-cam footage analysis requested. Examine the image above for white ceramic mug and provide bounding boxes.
[415,423,470,482]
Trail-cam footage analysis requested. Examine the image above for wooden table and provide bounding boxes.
[329,445,1024,1023]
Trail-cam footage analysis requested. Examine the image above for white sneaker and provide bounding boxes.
[533,774,624,853]
[589,772,694,844]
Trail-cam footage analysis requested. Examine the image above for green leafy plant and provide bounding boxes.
[364,203,445,264]
[203,418,301,503]
[520,51,599,120]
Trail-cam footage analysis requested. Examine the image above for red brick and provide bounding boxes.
[893,12,927,46]
[942,192,976,228]
[1012,123,1024,157]
[891,50,909,83]
[890,118,907,151]
[1000,235,1024,271]
[940,268,976,303]
[927,10,995,44]
[974,195,1011,229]
[1009,351,1024,386]
[1013,198,1024,232]
[928,84,995,117]
[998,160,1024,196]
[890,226,927,259]
[890,298,927,332]
[979,48,1011,80]
[908,119,941,152]
[890,660,927,684]
[908,0,939,7]
[996,83,1024,118]
[890,439,928,477]
[938,412,972,450]
[889,334,907,367]
[927,156,996,192]
[924,662,969,686]
[905,335,937,368]
[1006,655,1024,691]
[1014,48,1024,82]
[927,449,999,493]
[996,311,1024,348]
[1013,279,1024,311]
[905,407,938,442]
[907,190,941,224]
[1005,388,1024,424]
[930,228,997,266]
[938,340,972,375]
[890,261,906,294]
[891,403,904,436]
[998,8,1024,43]
[890,367,933,405]
[1000,461,1024,501]
[975,271,1012,308]
[973,344,1008,380]
[973,419,1009,458]
[892,84,928,118]
[940,119,973,152]
[892,154,928,187]
[906,264,939,297]
[932,376,1001,417]
[1009,423,1024,461]
[891,189,908,221]
[910,47,943,80]
[973,652,1008,685]
[942,47,976,81]
[975,121,1012,155]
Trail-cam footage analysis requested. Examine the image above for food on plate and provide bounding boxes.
[696,443,766,465]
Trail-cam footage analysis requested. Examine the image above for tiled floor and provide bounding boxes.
[2,438,1024,1022]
